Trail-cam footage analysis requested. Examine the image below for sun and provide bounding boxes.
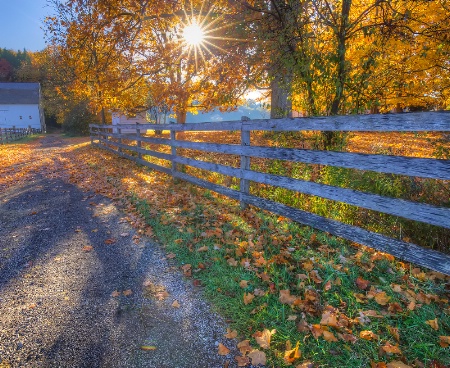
[183,22,205,46]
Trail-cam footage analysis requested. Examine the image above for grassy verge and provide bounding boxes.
[60,141,450,368]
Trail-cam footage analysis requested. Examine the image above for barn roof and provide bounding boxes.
[0,83,40,105]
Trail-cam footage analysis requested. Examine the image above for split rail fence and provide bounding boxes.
[90,111,450,275]
[0,126,41,144]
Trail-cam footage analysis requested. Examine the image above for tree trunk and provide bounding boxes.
[270,72,292,119]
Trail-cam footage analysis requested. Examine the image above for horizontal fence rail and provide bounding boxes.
[90,111,450,275]
[0,126,41,144]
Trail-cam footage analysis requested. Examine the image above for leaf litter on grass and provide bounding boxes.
[14,135,449,368]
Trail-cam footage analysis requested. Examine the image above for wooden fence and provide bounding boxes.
[89,111,450,275]
[0,126,41,144]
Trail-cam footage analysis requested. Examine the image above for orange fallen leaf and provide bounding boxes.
[371,362,388,368]
[296,362,314,368]
[227,258,238,267]
[382,342,402,354]
[172,300,180,308]
[122,289,133,296]
[284,340,301,364]
[82,245,93,252]
[197,245,209,252]
[181,264,192,277]
[425,318,439,331]
[279,289,301,305]
[311,324,323,339]
[253,328,276,349]
[438,336,450,348]
[224,329,238,339]
[104,238,116,245]
[320,310,340,329]
[288,315,298,321]
[111,290,120,297]
[360,330,379,341]
[248,350,266,365]
[309,270,323,284]
[356,277,370,290]
[337,333,358,344]
[243,292,255,305]
[218,343,230,356]
[155,291,169,300]
[323,330,338,342]
[374,292,391,306]
[166,253,176,259]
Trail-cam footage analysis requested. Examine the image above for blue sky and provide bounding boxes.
[0,0,50,51]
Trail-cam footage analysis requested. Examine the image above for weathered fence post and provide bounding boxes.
[170,121,178,181]
[118,126,122,154]
[0,128,3,144]
[240,121,251,209]
[136,123,142,160]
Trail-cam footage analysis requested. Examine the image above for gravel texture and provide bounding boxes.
[0,135,242,368]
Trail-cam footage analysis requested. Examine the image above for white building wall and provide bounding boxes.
[0,104,42,130]
[111,112,148,133]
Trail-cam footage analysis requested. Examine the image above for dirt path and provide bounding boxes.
[0,135,240,368]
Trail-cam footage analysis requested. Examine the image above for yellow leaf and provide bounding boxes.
[284,340,301,364]
[253,328,276,349]
[218,343,230,356]
[82,245,93,252]
[140,345,157,351]
[374,292,391,306]
[425,318,438,330]
[172,300,180,308]
[248,350,267,365]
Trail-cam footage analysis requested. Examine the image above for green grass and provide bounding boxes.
[130,190,450,368]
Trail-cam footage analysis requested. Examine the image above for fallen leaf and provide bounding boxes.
[386,361,412,368]
[239,280,249,288]
[140,345,157,351]
[243,292,255,305]
[111,290,120,297]
[337,333,358,344]
[356,277,370,290]
[382,342,402,354]
[323,330,338,342]
[166,253,176,259]
[122,289,133,296]
[375,292,391,306]
[288,315,298,321]
[360,330,379,341]
[218,343,230,356]
[197,245,209,252]
[235,355,251,367]
[279,289,301,305]
[224,329,238,339]
[104,238,116,245]
[155,291,169,300]
[311,324,324,339]
[227,258,238,267]
[172,300,180,308]
[181,264,192,277]
[120,232,129,237]
[237,340,252,355]
[388,326,400,342]
[425,318,439,331]
[438,336,450,348]
[309,270,323,284]
[82,245,93,252]
[302,260,314,271]
[324,280,332,291]
[248,350,267,365]
[284,340,301,364]
[296,362,314,368]
[320,310,340,329]
[371,362,388,368]
[253,328,276,349]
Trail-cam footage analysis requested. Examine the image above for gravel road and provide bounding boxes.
[0,135,241,368]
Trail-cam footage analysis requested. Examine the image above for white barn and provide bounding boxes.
[0,83,45,131]
[112,112,148,133]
